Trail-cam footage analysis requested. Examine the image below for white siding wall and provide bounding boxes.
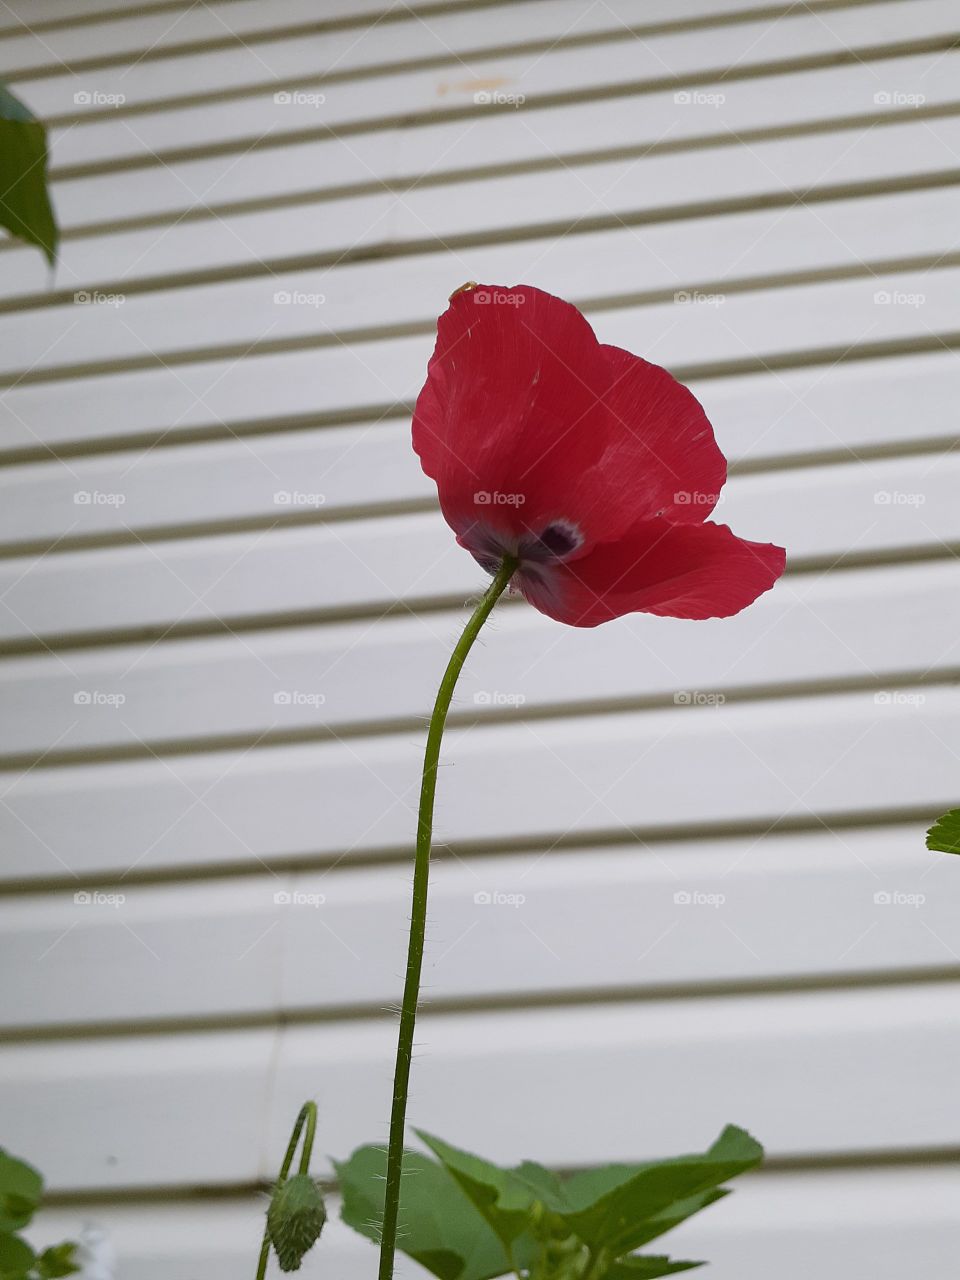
[1,0,959,1275]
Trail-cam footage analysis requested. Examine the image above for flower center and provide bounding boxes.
[467,519,583,580]
[530,521,581,560]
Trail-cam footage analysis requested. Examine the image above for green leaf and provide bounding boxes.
[510,1161,566,1205]
[0,1230,35,1280]
[0,83,58,265]
[416,1131,542,1248]
[0,1151,42,1234]
[556,1126,762,1258]
[607,1255,702,1278]
[334,1145,512,1280]
[35,1243,80,1279]
[927,808,960,854]
[612,1188,727,1251]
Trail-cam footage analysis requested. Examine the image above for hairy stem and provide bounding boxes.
[377,557,518,1280]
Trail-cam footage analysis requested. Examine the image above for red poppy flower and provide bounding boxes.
[413,283,786,627]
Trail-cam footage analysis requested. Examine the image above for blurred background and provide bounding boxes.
[1,0,959,1275]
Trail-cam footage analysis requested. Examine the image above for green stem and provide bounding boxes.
[256,1100,318,1280]
[377,556,518,1280]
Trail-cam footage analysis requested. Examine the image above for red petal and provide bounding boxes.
[519,519,786,627]
[413,285,727,552]
[596,344,726,525]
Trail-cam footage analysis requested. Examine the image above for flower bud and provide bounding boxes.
[267,1173,327,1271]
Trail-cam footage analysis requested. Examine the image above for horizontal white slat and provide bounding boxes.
[3,350,957,546]
[3,982,959,1190]
[0,448,955,646]
[1,263,956,455]
[28,1167,960,1280]
[0,555,956,759]
[5,0,823,105]
[2,682,958,882]
[7,112,960,301]
[37,3,959,174]
[393,47,960,197]
[0,824,951,1031]
[34,50,960,240]
[3,183,958,373]
[0,0,514,67]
